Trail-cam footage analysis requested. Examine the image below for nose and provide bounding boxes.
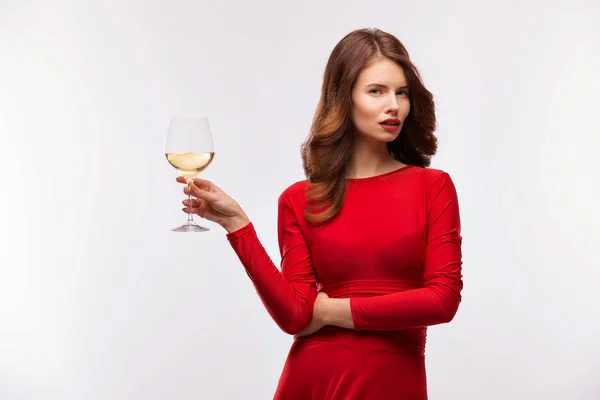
[386,94,399,115]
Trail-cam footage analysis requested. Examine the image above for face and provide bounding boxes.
[350,57,410,144]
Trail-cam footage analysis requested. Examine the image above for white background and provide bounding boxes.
[1,0,599,399]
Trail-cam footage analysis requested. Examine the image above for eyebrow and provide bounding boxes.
[366,83,409,90]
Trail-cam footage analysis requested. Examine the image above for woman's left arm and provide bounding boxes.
[319,171,463,331]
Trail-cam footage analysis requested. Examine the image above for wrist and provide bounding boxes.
[321,298,353,328]
[223,214,250,233]
[318,298,338,325]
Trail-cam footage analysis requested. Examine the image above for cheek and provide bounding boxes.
[401,100,411,118]
[353,109,376,134]
[353,98,380,122]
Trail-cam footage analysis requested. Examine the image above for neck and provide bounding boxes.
[347,136,404,179]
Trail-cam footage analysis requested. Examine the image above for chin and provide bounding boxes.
[356,127,401,143]
[377,132,401,142]
[360,133,399,144]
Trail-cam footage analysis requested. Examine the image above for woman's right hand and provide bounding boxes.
[177,176,250,233]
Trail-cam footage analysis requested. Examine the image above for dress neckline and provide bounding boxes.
[346,165,414,182]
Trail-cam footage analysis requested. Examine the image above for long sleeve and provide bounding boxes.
[349,171,463,331]
[226,191,318,335]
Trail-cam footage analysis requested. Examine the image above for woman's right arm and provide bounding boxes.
[180,176,319,335]
[225,193,319,335]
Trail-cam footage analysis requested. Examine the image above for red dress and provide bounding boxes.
[226,165,463,399]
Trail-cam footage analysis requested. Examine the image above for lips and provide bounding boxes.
[379,118,402,132]
[380,118,401,126]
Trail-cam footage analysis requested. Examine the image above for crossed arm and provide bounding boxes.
[227,172,463,335]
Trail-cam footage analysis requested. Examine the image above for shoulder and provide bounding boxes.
[279,179,309,198]
[416,167,459,206]
[405,165,451,180]
[400,166,458,204]
[278,179,309,207]
[425,167,455,184]
[276,180,310,224]
[404,165,455,187]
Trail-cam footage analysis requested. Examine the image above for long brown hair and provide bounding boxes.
[300,28,438,225]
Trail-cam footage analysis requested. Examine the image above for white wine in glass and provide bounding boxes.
[164,116,215,232]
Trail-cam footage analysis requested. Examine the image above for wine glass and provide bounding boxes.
[164,116,215,232]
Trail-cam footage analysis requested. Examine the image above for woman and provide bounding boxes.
[178,28,463,400]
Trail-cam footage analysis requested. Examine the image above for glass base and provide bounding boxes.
[172,220,210,232]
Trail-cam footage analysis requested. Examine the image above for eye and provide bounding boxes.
[397,90,409,96]
[369,89,382,95]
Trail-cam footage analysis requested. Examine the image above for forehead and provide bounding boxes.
[355,57,407,86]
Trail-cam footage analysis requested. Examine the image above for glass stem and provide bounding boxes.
[187,178,194,223]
